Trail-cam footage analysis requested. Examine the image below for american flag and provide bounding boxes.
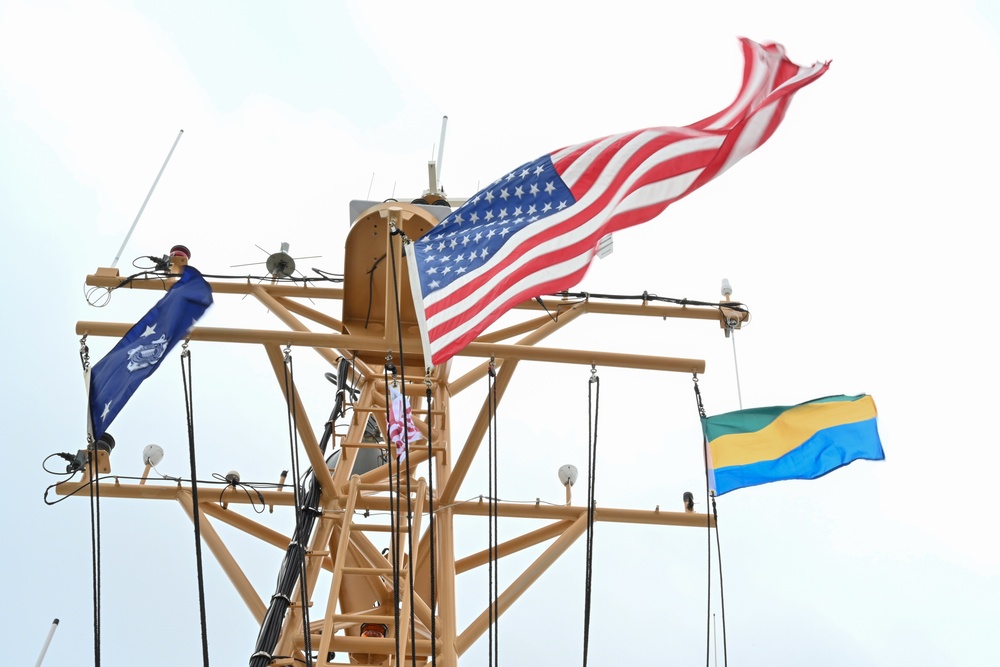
[405,39,829,368]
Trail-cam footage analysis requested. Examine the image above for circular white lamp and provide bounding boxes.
[558,464,578,505]
[142,444,164,466]
[558,464,579,486]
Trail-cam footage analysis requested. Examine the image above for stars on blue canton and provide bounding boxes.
[413,154,576,295]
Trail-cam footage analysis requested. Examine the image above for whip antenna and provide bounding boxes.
[436,115,448,192]
[34,618,59,667]
[111,129,184,268]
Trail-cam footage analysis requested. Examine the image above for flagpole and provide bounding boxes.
[111,129,184,268]
[34,618,59,667]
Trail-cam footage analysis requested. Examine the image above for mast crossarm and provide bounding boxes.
[83,271,345,300]
[273,295,349,334]
[54,478,301,505]
[51,481,714,530]
[340,495,715,529]
[473,312,569,343]
[450,301,586,395]
[82,271,744,326]
[524,295,745,324]
[455,520,574,573]
[178,490,268,623]
[441,355,519,505]
[450,499,715,528]
[201,501,300,555]
[253,287,345,370]
[263,343,337,498]
[456,514,588,656]
[74,322,704,373]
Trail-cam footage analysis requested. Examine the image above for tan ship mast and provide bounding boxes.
[60,201,745,666]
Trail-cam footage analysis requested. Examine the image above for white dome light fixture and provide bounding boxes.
[558,464,579,505]
[558,464,578,487]
[142,444,164,467]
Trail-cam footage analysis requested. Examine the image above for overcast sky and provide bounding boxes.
[2,1,999,665]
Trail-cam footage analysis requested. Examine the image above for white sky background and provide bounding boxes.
[2,0,998,665]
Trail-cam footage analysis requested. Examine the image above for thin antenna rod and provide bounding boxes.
[111,129,184,268]
[367,172,375,200]
[713,613,718,667]
[34,618,59,667]
[730,331,743,409]
[436,115,448,192]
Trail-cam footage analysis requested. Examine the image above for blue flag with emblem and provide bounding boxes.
[88,266,213,440]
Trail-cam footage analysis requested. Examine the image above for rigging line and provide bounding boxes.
[486,358,494,667]
[283,349,313,667]
[384,360,402,667]
[88,446,102,667]
[403,397,419,667]
[486,359,498,667]
[728,322,743,410]
[386,224,420,667]
[80,335,101,667]
[364,254,386,329]
[550,290,749,314]
[534,296,558,322]
[425,377,439,667]
[582,367,600,667]
[251,361,340,667]
[490,359,501,667]
[181,344,211,667]
[693,374,712,667]
[213,475,267,514]
[488,368,500,666]
[310,268,345,283]
[711,497,729,667]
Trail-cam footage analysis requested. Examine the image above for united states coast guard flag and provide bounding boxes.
[88,266,213,440]
[406,38,829,368]
[703,394,885,495]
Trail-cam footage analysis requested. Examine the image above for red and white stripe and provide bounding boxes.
[387,385,422,460]
[409,39,828,367]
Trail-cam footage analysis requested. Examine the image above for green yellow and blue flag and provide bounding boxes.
[703,394,884,495]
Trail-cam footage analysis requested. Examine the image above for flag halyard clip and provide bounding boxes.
[382,207,410,243]
[385,351,398,387]
[692,373,707,419]
[79,335,91,372]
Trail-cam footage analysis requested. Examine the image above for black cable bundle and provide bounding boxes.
[249,357,350,667]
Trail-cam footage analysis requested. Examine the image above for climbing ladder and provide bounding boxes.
[313,472,432,666]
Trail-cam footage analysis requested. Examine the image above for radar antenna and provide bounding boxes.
[231,242,321,281]
[265,242,296,279]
